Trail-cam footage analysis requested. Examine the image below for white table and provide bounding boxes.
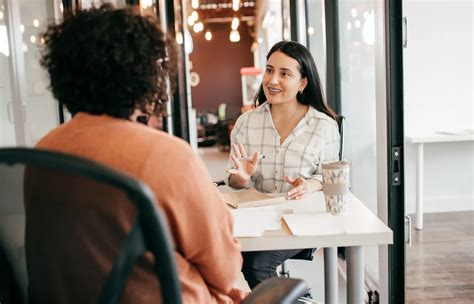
[406,131,474,230]
[232,192,393,304]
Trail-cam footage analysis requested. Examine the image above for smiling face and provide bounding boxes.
[262,51,308,106]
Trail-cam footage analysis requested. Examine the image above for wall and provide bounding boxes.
[403,0,474,213]
[189,22,254,118]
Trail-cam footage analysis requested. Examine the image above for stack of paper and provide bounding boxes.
[231,208,282,237]
[282,213,346,236]
[221,188,286,208]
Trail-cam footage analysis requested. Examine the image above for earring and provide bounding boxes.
[299,89,304,94]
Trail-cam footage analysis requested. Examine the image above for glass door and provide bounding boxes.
[1,0,62,147]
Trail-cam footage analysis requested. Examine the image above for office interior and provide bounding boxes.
[0,0,472,303]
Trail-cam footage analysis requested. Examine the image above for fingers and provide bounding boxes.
[287,178,309,200]
[238,143,247,159]
[250,152,259,165]
[231,143,242,158]
[230,155,242,169]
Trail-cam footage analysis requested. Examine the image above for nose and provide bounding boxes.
[267,73,279,85]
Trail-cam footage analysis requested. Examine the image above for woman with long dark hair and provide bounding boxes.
[227,41,340,289]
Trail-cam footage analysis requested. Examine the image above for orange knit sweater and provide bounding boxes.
[26,113,243,303]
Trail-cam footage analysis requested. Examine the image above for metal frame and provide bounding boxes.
[385,1,406,302]
[324,0,341,115]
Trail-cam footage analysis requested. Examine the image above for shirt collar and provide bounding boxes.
[257,101,332,123]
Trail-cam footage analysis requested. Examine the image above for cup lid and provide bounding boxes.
[321,160,351,170]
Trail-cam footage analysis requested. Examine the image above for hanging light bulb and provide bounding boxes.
[187,15,195,26]
[176,32,184,44]
[231,17,239,30]
[33,19,39,27]
[229,30,240,42]
[205,31,212,41]
[192,0,199,10]
[191,11,198,21]
[232,0,239,11]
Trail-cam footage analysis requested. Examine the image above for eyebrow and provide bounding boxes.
[266,65,294,73]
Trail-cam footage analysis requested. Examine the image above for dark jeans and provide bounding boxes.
[242,249,303,289]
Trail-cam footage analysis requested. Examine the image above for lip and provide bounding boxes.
[266,87,282,94]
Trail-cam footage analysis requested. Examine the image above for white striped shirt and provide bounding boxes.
[227,102,340,193]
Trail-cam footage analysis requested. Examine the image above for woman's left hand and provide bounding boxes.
[285,176,322,200]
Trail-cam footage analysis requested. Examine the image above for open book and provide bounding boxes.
[221,188,286,209]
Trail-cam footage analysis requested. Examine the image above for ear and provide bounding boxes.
[300,77,308,91]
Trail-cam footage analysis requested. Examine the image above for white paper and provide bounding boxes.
[231,208,282,237]
[283,213,346,236]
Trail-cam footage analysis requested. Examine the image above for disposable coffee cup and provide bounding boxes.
[321,161,351,215]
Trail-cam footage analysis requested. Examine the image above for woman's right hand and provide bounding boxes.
[226,143,260,187]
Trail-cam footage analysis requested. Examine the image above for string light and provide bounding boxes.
[33,19,39,27]
[205,31,212,41]
[231,17,239,30]
[192,0,199,9]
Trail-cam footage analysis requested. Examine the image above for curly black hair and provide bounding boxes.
[40,5,178,119]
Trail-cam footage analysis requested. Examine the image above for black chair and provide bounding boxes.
[0,147,308,304]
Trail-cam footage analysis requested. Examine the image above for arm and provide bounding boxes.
[226,114,260,189]
[286,119,340,199]
[144,142,242,296]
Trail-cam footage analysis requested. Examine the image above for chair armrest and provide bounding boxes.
[242,278,308,304]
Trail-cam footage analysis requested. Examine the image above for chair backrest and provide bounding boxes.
[338,115,345,161]
[0,147,181,304]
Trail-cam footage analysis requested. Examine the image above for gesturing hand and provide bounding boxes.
[226,143,260,186]
[285,176,322,200]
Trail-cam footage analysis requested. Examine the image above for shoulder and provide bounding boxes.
[307,107,338,130]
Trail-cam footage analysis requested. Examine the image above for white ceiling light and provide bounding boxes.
[232,0,240,11]
[191,11,198,21]
[187,16,195,26]
[176,32,184,44]
[351,8,357,17]
[231,17,239,30]
[229,30,240,42]
[307,26,314,36]
[33,19,39,27]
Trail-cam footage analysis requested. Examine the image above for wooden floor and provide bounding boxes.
[406,211,474,303]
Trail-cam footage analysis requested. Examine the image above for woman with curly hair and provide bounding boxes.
[27,5,245,303]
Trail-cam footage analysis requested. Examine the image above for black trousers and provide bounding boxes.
[242,249,303,289]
